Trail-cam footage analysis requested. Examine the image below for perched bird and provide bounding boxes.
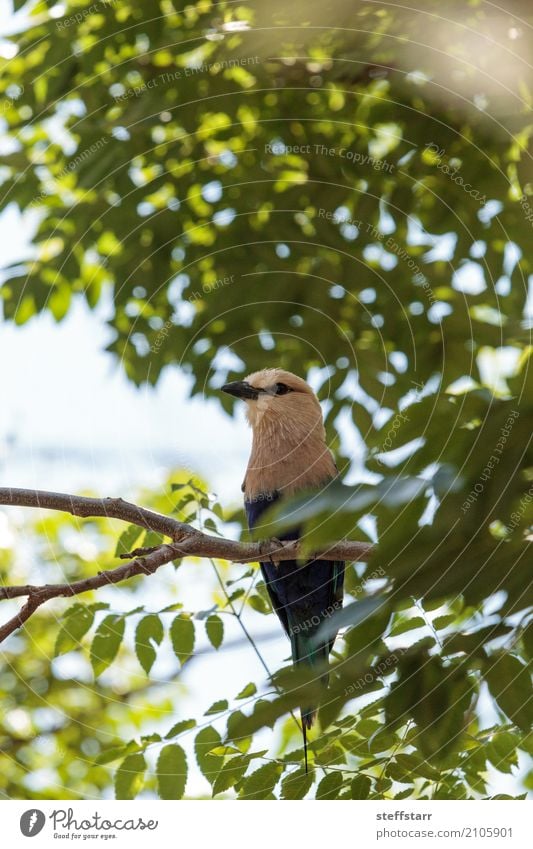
[222,368,345,770]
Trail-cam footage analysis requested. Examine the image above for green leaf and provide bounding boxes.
[368,730,397,753]
[522,621,533,660]
[227,691,298,738]
[355,719,381,737]
[444,625,512,655]
[491,794,528,800]
[165,719,197,739]
[280,767,314,799]
[90,614,126,677]
[386,653,473,759]
[156,744,187,800]
[432,614,456,631]
[170,614,195,665]
[135,614,164,674]
[314,597,388,644]
[463,748,488,794]
[195,726,223,785]
[54,603,103,656]
[115,523,143,557]
[395,788,415,799]
[248,594,271,614]
[212,755,250,796]
[344,607,393,658]
[484,653,532,731]
[209,746,241,757]
[141,733,161,746]
[236,682,257,700]
[205,699,229,715]
[389,616,426,636]
[226,569,254,586]
[226,710,252,752]
[227,588,245,603]
[487,732,519,774]
[143,529,164,547]
[316,771,344,799]
[96,741,141,766]
[115,753,146,800]
[392,753,440,781]
[205,613,224,649]
[240,761,282,800]
[350,774,371,799]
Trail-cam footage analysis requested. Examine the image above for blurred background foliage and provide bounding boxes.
[0,0,532,799]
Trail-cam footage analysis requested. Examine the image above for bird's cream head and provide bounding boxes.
[221,368,336,496]
[222,368,323,434]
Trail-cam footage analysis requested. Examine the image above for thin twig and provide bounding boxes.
[208,556,303,743]
[208,557,274,683]
[0,544,180,642]
[0,487,190,540]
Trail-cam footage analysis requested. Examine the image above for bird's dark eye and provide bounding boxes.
[275,382,293,395]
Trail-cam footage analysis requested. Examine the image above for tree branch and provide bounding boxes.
[0,486,373,643]
[0,487,190,540]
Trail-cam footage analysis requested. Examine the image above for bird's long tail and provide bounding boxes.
[290,629,330,773]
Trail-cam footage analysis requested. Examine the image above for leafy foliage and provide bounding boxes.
[156,744,187,800]
[170,613,195,665]
[206,614,224,650]
[135,614,164,674]
[0,478,530,800]
[115,753,147,801]
[90,614,126,677]
[54,602,106,656]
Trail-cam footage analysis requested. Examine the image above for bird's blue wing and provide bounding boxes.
[245,494,345,649]
[245,493,291,634]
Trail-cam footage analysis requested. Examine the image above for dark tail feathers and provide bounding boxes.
[290,630,330,773]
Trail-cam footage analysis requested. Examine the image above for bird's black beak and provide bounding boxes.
[221,380,260,400]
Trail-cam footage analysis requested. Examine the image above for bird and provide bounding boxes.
[221,368,345,771]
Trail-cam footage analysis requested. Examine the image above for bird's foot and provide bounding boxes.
[260,537,285,566]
